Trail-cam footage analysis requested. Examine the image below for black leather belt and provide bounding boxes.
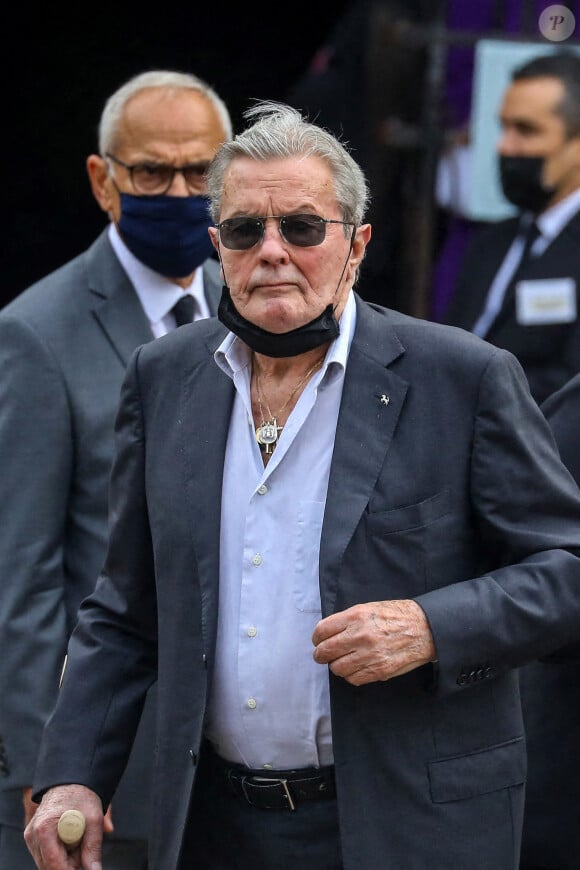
[212,749,336,810]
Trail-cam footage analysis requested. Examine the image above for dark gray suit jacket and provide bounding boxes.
[520,371,580,870]
[0,228,222,838]
[33,297,580,868]
[443,210,580,404]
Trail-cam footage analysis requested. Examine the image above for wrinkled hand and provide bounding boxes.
[312,599,436,686]
[24,784,104,870]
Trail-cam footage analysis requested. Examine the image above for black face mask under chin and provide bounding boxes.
[217,285,340,357]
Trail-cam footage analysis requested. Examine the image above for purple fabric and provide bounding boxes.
[431,0,580,321]
[430,218,482,322]
[444,0,580,126]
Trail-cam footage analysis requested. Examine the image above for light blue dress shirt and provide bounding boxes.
[205,291,357,769]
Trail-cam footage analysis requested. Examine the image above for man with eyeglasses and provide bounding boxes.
[0,69,231,869]
[24,102,580,870]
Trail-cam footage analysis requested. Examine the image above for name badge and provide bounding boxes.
[516,278,576,325]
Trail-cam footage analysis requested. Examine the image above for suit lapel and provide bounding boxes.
[446,219,518,329]
[94,290,153,365]
[529,209,580,275]
[319,300,408,615]
[86,231,153,364]
[179,337,234,648]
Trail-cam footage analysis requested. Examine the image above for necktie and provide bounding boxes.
[171,295,196,327]
[472,220,541,338]
[509,220,541,289]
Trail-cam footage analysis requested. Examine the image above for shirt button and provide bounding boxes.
[247,626,257,637]
[257,484,268,495]
[247,698,257,709]
[252,554,263,566]
[262,763,273,769]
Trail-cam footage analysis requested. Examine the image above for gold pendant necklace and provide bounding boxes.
[254,359,324,455]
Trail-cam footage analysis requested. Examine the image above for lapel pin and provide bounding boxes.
[379,394,390,406]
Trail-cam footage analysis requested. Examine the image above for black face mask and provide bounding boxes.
[217,285,340,358]
[499,155,556,214]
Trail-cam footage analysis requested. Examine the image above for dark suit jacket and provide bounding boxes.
[32,297,580,869]
[443,210,580,404]
[520,372,580,870]
[0,229,222,838]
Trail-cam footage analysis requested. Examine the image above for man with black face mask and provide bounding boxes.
[0,70,231,869]
[443,52,580,405]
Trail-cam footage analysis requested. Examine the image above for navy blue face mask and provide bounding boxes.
[117,193,215,278]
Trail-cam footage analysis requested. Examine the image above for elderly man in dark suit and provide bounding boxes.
[0,69,231,869]
[24,101,580,870]
[443,52,580,405]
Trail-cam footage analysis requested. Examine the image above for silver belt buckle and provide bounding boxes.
[253,775,296,811]
[280,778,296,811]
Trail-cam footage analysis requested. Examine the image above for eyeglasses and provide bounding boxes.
[105,152,210,195]
[216,214,355,250]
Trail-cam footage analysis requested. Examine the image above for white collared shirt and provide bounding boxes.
[204,291,357,769]
[472,188,580,338]
[108,224,210,337]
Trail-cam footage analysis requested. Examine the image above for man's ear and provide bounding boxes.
[86,154,116,216]
[351,223,372,268]
[208,226,220,255]
[209,227,225,276]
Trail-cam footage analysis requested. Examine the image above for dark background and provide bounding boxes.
[4,3,354,308]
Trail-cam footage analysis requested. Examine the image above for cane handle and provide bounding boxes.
[57,809,86,849]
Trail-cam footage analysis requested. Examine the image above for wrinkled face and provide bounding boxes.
[88,87,227,221]
[498,76,580,204]
[209,155,371,333]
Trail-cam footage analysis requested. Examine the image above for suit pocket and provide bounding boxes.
[428,737,526,803]
[367,489,451,536]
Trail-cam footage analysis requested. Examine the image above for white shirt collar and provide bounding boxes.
[532,187,580,242]
[107,223,208,329]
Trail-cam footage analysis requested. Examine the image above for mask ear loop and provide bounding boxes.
[216,240,231,290]
[331,224,358,312]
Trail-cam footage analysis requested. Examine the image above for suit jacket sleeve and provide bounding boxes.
[0,315,71,787]
[32,346,157,807]
[416,349,580,692]
[542,373,580,482]
[538,373,580,662]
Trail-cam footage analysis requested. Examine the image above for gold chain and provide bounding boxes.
[255,358,324,426]
[253,357,325,458]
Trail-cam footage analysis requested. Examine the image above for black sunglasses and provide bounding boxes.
[216,213,355,250]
